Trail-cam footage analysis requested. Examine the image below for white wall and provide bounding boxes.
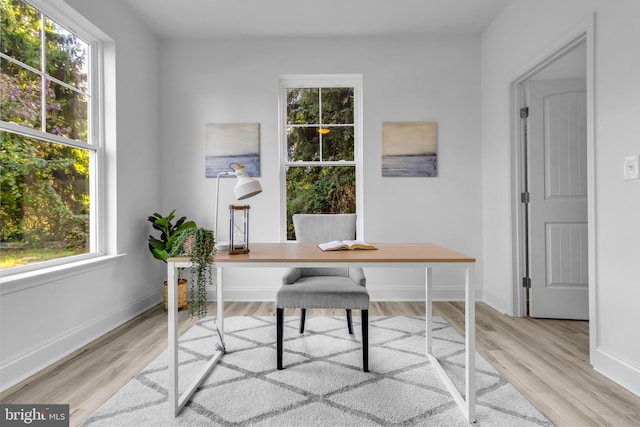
[158,35,483,302]
[4,0,637,401]
[0,0,163,391]
[481,0,640,395]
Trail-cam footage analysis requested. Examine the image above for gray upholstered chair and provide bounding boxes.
[276,214,369,372]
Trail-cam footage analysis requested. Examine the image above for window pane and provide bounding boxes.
[0,58,42,128]
[0,0,41,70]
[45,17,89,91]
[321,126,354,161]
[46,79,88,142]
[0,131,90,269]
[287,88,319,124]
[321,87,353,124]
[287,126,319,161]
[285,166,355,240]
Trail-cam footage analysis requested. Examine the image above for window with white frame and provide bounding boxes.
[280,75,363,241]
[0,0,101,271]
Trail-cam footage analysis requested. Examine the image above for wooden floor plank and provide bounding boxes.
[1,301,639,427]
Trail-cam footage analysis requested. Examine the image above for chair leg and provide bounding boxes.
[277,308,284,370]
[299,308,306,333]
[346,309,354,334]
[361,309,369,372]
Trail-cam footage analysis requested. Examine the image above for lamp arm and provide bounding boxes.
[215,171,235,242]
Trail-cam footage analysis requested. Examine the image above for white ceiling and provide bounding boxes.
[121,0,509,39]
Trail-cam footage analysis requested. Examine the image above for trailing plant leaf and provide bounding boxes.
[170,227,215,319]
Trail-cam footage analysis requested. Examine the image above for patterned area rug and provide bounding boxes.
[82,316,552,426]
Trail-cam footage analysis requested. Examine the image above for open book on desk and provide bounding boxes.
[317,240,377,251]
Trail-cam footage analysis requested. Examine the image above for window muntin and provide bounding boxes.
[281,79,361,241]
[286,87,354,163]
[1,0,96,270]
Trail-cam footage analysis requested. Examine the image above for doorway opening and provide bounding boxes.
[510,28,595,323]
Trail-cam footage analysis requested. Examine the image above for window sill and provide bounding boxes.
[0,254,127,296]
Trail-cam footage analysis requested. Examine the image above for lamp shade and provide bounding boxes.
[232,165,262,200]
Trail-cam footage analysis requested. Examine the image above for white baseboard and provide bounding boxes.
[481,288,508,314]
[0,291,161,393]
[592,347,640,397]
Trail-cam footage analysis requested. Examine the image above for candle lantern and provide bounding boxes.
[229,204,250,254]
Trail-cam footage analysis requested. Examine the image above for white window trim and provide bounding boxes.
[1,0,116,281]
[0,254,125,295]
[278,74,364,242]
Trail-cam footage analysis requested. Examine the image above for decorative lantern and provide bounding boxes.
[229,204,250,254]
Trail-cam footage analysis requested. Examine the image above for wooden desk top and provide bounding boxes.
[169,242,474,264]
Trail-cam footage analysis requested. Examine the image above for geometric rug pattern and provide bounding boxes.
[82,316,552,426]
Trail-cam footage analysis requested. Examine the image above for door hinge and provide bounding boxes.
[520,107,529,119]
[522,277,531,288]
[521,192,530,203]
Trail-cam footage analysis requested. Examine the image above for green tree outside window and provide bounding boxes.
[1,0,92,268]
[284,86,356,240]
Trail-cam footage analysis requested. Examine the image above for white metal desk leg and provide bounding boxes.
[465,264,476,423]
[167,261,179,416]
[425,267,433,354]
[216,266,225,352]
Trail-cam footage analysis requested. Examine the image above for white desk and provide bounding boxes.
[167,242,476,422]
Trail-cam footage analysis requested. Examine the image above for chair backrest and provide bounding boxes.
[292,214,356,279]
[293,214,357,243]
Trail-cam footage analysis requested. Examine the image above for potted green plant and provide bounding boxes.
[170,227,215,318]
[147,210,196,310]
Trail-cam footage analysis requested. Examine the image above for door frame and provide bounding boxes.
[509,14,596,332]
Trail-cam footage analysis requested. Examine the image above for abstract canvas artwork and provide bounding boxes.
[381,121,437,177]
[205,123,260,177]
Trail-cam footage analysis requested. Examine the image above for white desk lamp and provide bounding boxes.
[214,164,262,250]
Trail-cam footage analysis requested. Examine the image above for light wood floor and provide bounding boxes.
[2,301,640,427]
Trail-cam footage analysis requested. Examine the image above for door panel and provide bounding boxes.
[544,92,588,199]
[546,222,588,288]
[527,78,588,319]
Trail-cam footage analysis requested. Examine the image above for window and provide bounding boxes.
[0,0,101,271]
[280,75,363,241]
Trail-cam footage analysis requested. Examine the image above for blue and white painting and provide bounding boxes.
[205,123,260,177]
[382,122,437,177]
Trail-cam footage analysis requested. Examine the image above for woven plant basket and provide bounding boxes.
[163,278,188,310]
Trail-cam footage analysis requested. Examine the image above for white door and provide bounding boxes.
[526,78,588,319]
